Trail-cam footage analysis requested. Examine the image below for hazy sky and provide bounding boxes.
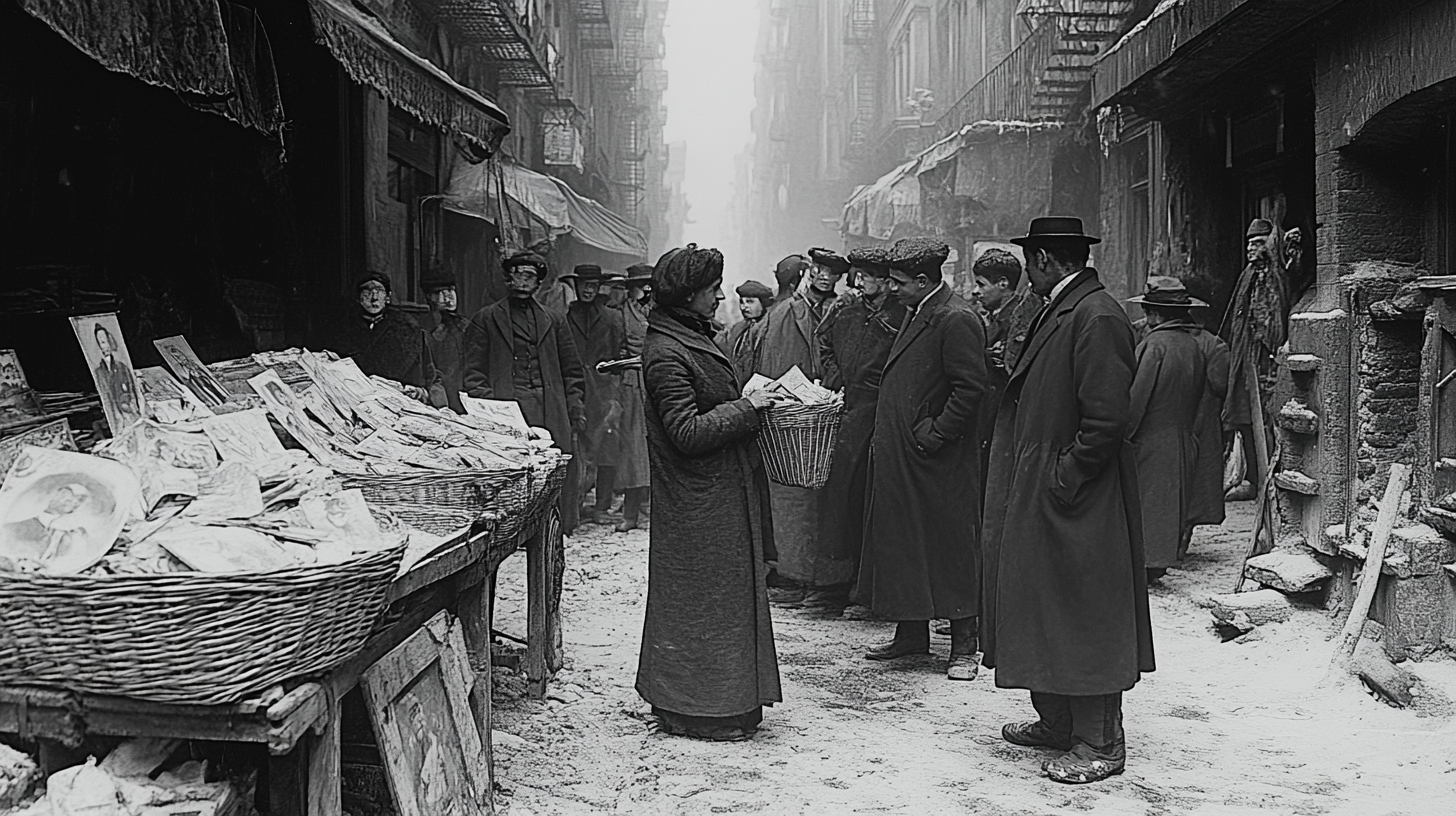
[661,0,759,262]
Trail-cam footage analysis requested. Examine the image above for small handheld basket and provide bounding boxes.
[757,401,843,489]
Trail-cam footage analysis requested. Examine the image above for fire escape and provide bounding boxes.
[842,0,878,164]
[1018,0,1137,121]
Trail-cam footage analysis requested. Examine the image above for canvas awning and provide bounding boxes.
[841,160,920,240]
[444,160,648,260]
[18,0,285,135]
[308,0,510,155]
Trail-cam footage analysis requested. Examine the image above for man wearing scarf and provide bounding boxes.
[463,251,587,533]
[1126,277,1209,580]
[814,245,905,599]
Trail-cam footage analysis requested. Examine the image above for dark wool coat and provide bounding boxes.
[334,308,430,388]
[461,297,586,455]
[720,318,762,388]
[1130,320,1207,569]
[754,291,845,585]
[982,269,1155,696]
[614,299,651,490]
[815,293,905,561]
[1188,327,1230,527]
[567,300,627,466]
[754,291,831,381]
[636,309,781,718]
[857,285,988,620]
[425,311,468,413]
[980,289,1046,477]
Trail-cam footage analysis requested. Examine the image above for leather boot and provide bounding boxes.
[865,621,930,661]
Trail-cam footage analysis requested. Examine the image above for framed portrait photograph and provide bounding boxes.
[0,446,142,574]
[70,313,147,435]
[0,350,46,433]
[361,611,489,816]
[154,335,232,408]
[0,420,77,483]
[248,369,337,466]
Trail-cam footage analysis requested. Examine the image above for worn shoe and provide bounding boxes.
[615,518,638,533]
[864,639,931,661]
[946,652,982,681]
[768,586,805,607]
[1001,721,1073,751]
[1043,744,1125,784]
[933,620,952,637]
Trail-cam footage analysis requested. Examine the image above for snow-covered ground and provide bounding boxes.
[488,501,1456,815]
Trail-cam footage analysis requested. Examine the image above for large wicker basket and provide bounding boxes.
[343,467,529,536]
[0,541,406,704]
[757,402,843,489]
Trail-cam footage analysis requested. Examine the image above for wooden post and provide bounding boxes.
[525,509,563,698]
[458,576,495,813]
[1246,348,1274,556]
[305,690,341,816]
[1323,462,1410,685]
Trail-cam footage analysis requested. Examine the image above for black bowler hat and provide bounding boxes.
[624,263,654,285]
[420,267,456,293]
[1011,216,1101,247]
[560,264,609,282]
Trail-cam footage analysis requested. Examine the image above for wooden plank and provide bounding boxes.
[268,685,331,756]
[388,528,490,602]
[305,691,342,816]
[457,577,494,813]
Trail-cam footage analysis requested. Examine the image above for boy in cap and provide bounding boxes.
[859,237,987,680]
[463,251,588,532]
[721,280,774,387]
[755,248,851,602]
[421,266,467,413]
[332,272,436,401]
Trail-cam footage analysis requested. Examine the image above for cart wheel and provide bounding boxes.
[545,507,565,673]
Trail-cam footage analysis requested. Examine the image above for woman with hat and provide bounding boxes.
[636,244,787,741]
[1126,277,1209,579]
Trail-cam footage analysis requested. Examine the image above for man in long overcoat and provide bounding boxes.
[1126,277,1208,578]
[563,265,628,523]
[815,245,905,593]
[970,248,1042,486]
[611,265,654,532]
[753,249,851,601]
[1186,319,1231,555]
[463,251,587,533]
[982,217,1153,784]
[857,237,987,680]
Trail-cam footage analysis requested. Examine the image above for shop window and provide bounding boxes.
[1127,130,1151,281]
[387,106,440,299]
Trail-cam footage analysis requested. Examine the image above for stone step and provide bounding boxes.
[1284,353,1323,372]
[1208,589,1293,632]
[1277,400,1319,435]
[1245,549,1334,593]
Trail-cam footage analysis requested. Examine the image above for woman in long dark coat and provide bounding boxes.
[636,245,786,741]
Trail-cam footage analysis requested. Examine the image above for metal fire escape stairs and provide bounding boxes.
[1016,0,1136,121]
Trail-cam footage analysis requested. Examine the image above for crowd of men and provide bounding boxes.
[325,212,1284,783]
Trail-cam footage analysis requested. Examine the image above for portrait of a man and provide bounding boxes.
[2,482,92,564]
[0,447,138,574]
[71,314,147,434]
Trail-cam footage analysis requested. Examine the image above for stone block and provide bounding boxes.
[1371,572,1456,660]
[1246,549,1334,593]
[1285,353,1323,372]
[1389,525,1453,577]
[1277,400,1320,435]
[1209,590,1293,632]
[0,743,40,810]
[1275,470,1321,495]
[1317,523,1350,557]
[1354,638,1417,708]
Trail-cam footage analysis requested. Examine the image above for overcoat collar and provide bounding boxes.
[884,283,952,370]
[490,297,553,348]
[567,300,602,335]
[1009,268,1103,382]
[647,308,732,369]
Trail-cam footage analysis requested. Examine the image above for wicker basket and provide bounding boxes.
[0,542,406,704]
[343,468,529,536]
[757,402,843,489]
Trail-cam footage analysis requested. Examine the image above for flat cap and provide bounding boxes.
[502,251,549,276]
[808,247,850,274]
[419,267,456,292]
[888,237,951,272]
[735,279,774,300]
[774,255,809,286]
